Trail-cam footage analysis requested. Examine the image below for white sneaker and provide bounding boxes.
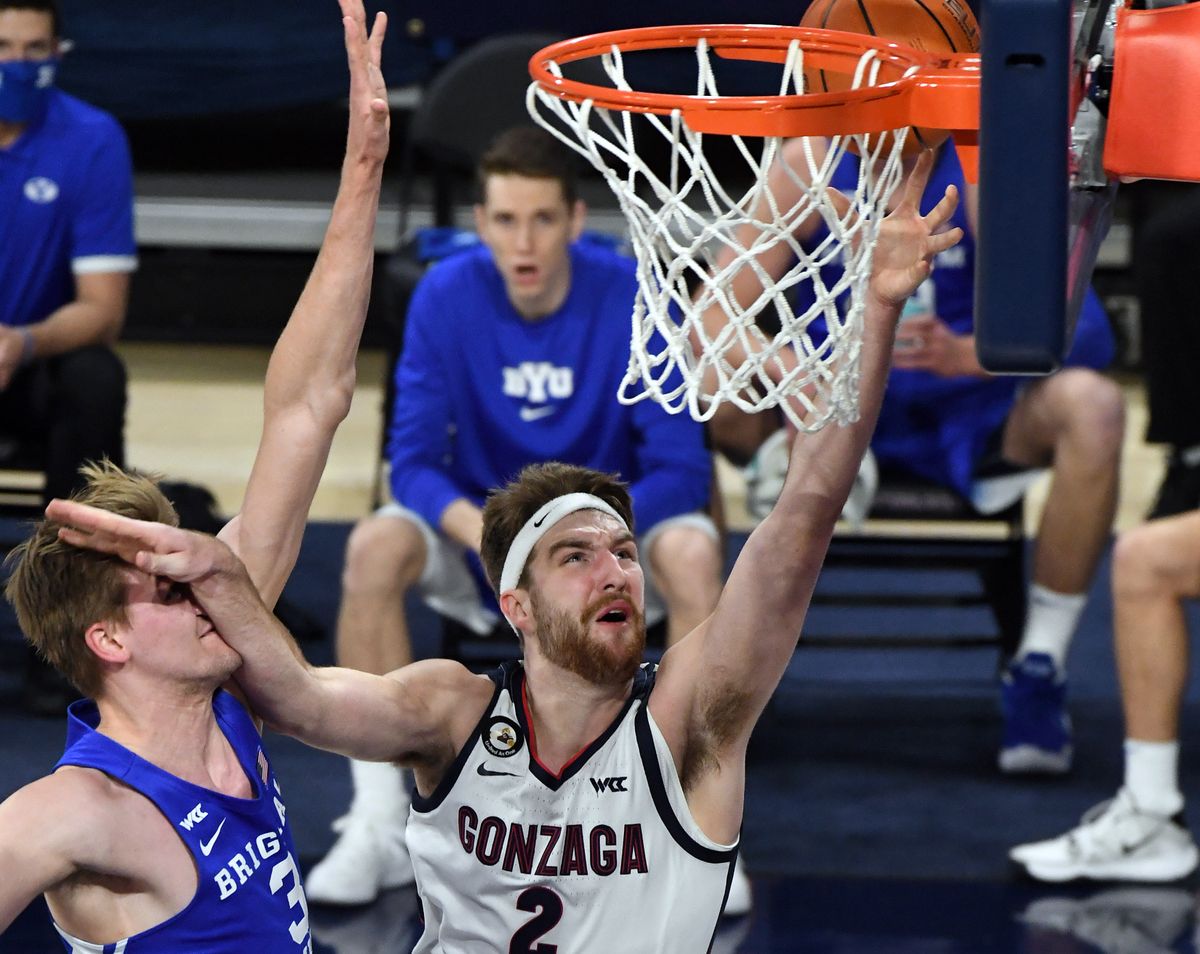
[745,430,877,529]
[841,448,878,530]
[722,855,752,917]
[744,429,790,521]
[1010,789,1200,883]
[305,813,415,905]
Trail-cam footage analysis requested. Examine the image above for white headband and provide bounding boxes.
[499,492,628,595]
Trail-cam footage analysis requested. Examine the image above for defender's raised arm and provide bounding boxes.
[220,0,389,607]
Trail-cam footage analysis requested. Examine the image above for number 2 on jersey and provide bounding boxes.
[509,885,563,954]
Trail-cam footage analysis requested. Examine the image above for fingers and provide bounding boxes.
[342,4,387,99]
[339,0,367,58]
[138,550,193,580]
[343,15,365,65]
[55,525,131,559]
[823,185,853,224]
[896,149,935,213]
[929,225,964,256]
[46,499,145,541]
[56,522,157,573]
[338,1,384,59]
[338,0,365,61]
[369,11,387,64]
[923,183,960,231]
[46,498,178,561]
[337,0,364,29]
[44,497,234,586]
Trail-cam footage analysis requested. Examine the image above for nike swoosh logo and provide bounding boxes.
[199,818,227,857]
[519,405,556,422]
[1119,831,1160,856]
[477,763,520,778]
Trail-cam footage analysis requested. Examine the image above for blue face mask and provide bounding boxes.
[0,57,57,125]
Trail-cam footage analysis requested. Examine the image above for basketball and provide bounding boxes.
[799,0,980,155]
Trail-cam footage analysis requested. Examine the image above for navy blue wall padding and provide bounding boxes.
[49,2,985,123]
[975,0,1072,373]
[55,0,438,120]
[383,0,849,42]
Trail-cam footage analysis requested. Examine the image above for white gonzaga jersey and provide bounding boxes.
[407,661,739,953]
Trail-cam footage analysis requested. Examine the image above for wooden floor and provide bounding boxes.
[122,342,389,522]
[120,341,1166,532]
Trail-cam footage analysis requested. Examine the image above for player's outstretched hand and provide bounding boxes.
[869,149,963,308]
[46,499,242,586]
[340,0,389,166]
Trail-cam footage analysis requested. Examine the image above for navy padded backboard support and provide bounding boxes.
[975,0,1073,374]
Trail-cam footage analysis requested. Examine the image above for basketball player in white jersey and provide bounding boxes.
[42,150,962,951]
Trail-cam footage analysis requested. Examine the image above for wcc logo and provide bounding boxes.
[590,776,628,794]
[178,802,209,830]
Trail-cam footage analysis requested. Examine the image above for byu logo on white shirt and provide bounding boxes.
[24,177,59,204]
[503,362,573,403]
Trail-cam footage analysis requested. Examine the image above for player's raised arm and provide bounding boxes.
[653,150,963,788]
[219,0,389,607]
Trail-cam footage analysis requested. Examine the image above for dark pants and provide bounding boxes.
[1134,182,1200,448]
[0,345,125,711]
[0,344,127,502]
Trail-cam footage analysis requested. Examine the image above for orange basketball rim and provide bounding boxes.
[528,24,981,174]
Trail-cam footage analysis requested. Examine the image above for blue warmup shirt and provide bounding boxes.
[798,145,1115,496]
[54,691,312,953]
[0,88,137,328]
[387,240,712,535]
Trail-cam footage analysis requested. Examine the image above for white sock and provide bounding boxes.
[1124,739,1184,817]
[1016,583,1087,670]
[348,758,410,823]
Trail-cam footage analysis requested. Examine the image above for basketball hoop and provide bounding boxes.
[527,25,978,431]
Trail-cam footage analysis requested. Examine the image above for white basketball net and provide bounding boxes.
[528,38,911,432]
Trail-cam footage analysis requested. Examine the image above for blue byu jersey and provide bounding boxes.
[54,691,311,953]
[0,88,136,328]
[387,239,711,534]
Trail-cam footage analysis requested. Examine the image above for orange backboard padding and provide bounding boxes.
[1104,2,1200,182]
